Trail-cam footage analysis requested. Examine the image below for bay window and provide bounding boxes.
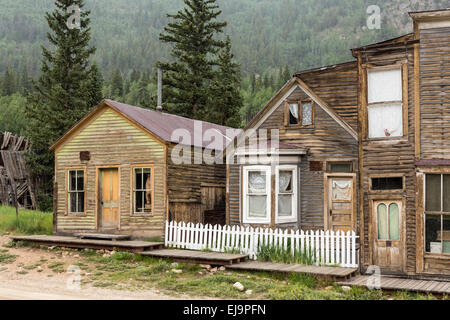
[425,174,450,254]
[367,67,404,138]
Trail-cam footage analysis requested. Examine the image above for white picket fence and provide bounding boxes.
[165,221,359,268]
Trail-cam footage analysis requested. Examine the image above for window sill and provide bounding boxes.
[363,137,409,144]
[275,219,298,224]
[242,218,270,225]
[132,213,153,217]
[66,212,86,217]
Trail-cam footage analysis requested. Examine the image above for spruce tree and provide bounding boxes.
[205,36,242,128]
[159,0,226,119]
[25,0,102,208]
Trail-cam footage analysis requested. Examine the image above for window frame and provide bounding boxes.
[131,164,154,216]
[66,168,86,216]
[363,62,408,141]
[242,165,271,224]
[284,100,314,128]
[375,201,401,241]
[369,174,405,193]
[424,173,450,255]
[275,165,298,224]
[326,161,354,173]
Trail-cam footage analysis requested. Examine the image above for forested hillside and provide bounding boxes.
[0,0,446,133]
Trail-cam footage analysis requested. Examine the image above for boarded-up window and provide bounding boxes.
[68,170,84,214]
[133,167,152,214]
[367,68,403,138]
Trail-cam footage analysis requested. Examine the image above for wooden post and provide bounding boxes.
[14,182,18,219]
[53,181,58,234]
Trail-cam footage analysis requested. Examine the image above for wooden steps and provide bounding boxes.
[226,260,358,280]
[139,249,248,265]
[74,233,131,241]
[10,235,163,253]
[338,275,450,295]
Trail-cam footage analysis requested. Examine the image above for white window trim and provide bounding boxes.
[242,166,271,224]
[367,67,404,139]
[275,165,298,224]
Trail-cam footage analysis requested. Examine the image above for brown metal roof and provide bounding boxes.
[50,99,242,151]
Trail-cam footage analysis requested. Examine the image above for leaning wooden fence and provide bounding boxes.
[165,221,358,268]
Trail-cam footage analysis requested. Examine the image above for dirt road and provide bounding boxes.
[0,236,189,300]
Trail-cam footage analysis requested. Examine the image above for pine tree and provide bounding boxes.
[1,68,16,96]
[282,64,291,83]
[110,68,124,98]
[205,36,242,127]
[159,0,226,119]
[25,0,102,209]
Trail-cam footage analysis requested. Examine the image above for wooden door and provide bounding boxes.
[325,176,355,232]
[372,200,403,272]
[99,168,119,229]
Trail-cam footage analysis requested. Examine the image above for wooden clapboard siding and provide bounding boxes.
[419,27,450,160]
[356,41,417,275]
[55,107,166,235]
[166,144,226,223]
[298,62,359,131]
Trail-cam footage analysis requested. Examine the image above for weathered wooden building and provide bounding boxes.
[226,62,359,232]
[0,132,37,209]
[50,99,239,237]
[226,8,450,278]
[352,8,450,278]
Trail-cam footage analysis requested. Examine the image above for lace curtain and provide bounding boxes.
[278,171,293,216]
[289,103,299,120]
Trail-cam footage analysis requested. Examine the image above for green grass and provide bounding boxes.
[0,205,52,235]
[257,242,316,265]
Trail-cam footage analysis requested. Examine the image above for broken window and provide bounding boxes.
[367,68,403,138]
[286,101,314,127]
[68,169,85,214]
[133,167,152,214]
[425,174,450,254]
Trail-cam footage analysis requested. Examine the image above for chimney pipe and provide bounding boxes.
[156,67,162,112]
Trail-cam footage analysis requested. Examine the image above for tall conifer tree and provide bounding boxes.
[25,0,102,208]
[159,0,226,119]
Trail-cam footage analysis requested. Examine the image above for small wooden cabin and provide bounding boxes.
[226,62,359,232]
[50,99,239,238]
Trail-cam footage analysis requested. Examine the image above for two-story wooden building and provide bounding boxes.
[226,8,450,279]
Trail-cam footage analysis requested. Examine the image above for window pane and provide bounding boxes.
[278,195,292,217]
[143,169,151,190]
[76,171,84,191]
[368,68,402,103]
[389,203,399,241]
[444,175,450,212]
[289,103,299,125]
[443,215,450,254]
[144,190,152,213]
[69,171,77,191]
[248,171,266,193]
[70,193,77,213]
[302,102,312,126]
[135,168,143,189]
[329,163,352,173]
[279,170,292,192]
[426,174,441,212]
[368,103,403,138]
[135,190,144,212]
[425,214,441,253]
[377,203,388,240]
[371,177,403,190]
[249,195,267,217]
[77,192,84,213]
